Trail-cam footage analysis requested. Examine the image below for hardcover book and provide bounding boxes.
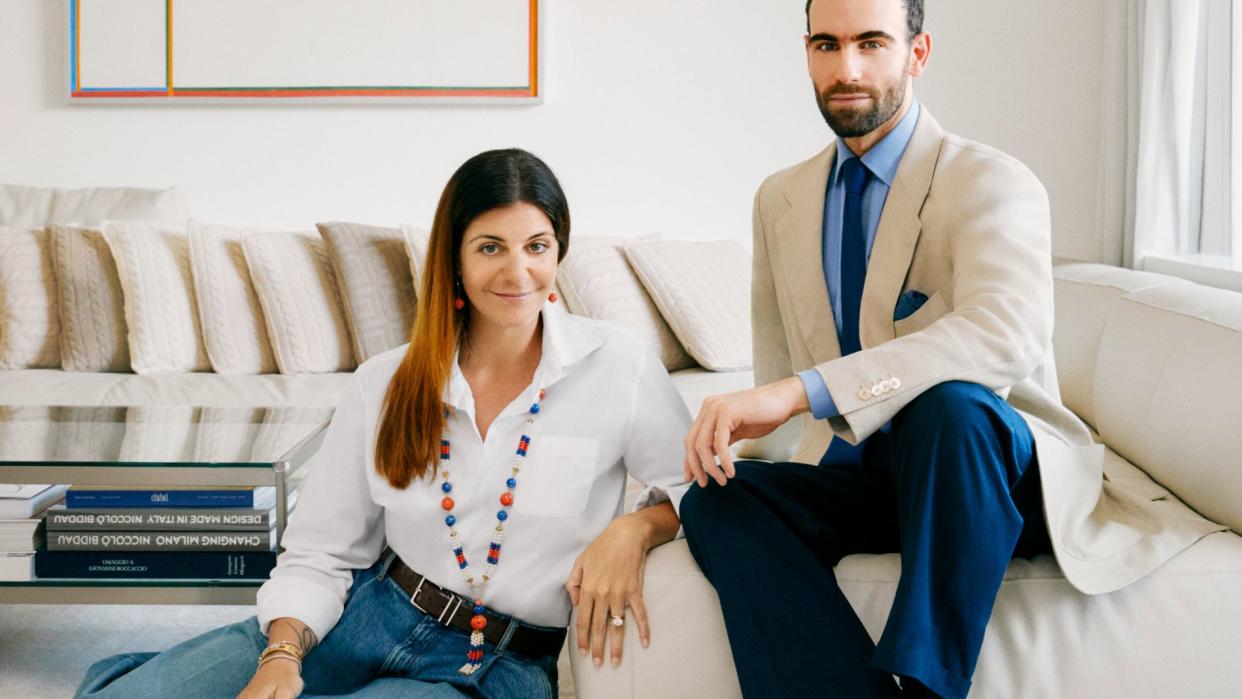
[65,486,275,509]
[46,530,274,552]
[45,490,296,531]
[34,549,278,580]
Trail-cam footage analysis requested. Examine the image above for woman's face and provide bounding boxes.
[458,202,559,332]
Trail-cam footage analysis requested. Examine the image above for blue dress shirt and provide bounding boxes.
[798,101,921,420]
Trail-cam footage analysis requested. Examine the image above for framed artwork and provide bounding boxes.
[67,0,541,104]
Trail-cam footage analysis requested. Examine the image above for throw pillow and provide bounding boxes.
[625,240,752,371]
[101,221,211,374]
[242,232,355,374]
[0,184,185,227]
[187,221,278,374]
[401,225,430,294]
[557,235,695,372]
[316,221,417,363]
[0,226,60,369]
[48,225,131,372]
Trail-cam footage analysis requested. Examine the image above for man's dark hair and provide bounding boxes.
[805,0,924,43]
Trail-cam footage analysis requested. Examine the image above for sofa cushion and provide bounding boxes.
[558,236,695,372]
[316,222,418,363]
[47,225,131,372]
[1092,281,1242,534]
[401,226,430,294]
[101,221,210,374]
[242,232,355,375]
[187,221,279,375]
[0,184,185,228]
[0,368,352,408]
[1051,263,1188,430]
[626,240,752,371]
[0,227,60,369]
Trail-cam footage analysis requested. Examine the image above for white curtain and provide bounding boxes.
[1097,0,1232,269]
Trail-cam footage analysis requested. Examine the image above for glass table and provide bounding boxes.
[0,406,331,604]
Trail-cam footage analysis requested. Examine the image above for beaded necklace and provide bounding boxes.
[438,385,545,675]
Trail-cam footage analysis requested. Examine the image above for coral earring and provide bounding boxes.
[548,292,558,304]
[454,298,465,310]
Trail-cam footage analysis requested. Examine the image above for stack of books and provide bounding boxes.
[35,486,294,581]
[0,484,68,581]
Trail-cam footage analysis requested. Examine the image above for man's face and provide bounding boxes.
[805,0,916,138]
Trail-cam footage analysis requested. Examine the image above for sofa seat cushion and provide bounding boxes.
[0,369,352,408]
[669,367,753,419]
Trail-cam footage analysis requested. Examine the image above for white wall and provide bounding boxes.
[0,0,1104,259]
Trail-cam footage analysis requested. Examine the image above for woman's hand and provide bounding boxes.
[566,502,678,668]
[236,658,303,699]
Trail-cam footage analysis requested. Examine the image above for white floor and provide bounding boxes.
[0,604,575,698]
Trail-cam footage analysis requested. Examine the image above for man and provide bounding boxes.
[678,1,1223,698]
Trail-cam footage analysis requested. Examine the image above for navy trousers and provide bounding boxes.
[680,381,1049,699]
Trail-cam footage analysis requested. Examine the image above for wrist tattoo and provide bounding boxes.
[273,620,319,654]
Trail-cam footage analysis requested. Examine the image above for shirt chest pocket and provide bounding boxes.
[514,436,600,518]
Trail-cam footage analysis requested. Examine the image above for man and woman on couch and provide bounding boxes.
[74,1,1186,697]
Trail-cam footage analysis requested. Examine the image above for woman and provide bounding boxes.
[75,149,691,698]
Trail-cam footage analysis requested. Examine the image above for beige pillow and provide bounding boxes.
[0,226,60,369]
[401,225,430,293]
[316,222,417,363]
[101,221,210,374]
[0,184,185,228]
[48,225,131,372]
[558,235,695,372]
[625,240,752,372]
[242,232,355,374]
[188,221,278,375]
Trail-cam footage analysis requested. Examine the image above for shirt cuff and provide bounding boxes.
[797,369,841,420]
[256,570,347,643]
[631,482,690,540]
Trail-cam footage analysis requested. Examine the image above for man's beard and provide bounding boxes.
[816,78,906,138]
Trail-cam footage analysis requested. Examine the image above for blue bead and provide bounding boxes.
[474,604,485,614]
[497,510,508,521]
[506,478,517,489]
[441,482,452,493]
[445,515,456,527]
[530,404,540,414]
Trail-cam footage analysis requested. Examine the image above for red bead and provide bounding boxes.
[499,492,514,506]
[454,298,465,310]
[471,614,488,630]
[548,291,558,303]
[441,496,455,511]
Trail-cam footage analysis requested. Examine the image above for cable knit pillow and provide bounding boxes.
[0,226,60,369]
[401,225,430,293]
[558,235,695,372]
[242,232,355,374]
[625,240,752,371]
[188,221,278,375]
[48,225,131,372]
[101,221,210,374]
[316,222,417,363]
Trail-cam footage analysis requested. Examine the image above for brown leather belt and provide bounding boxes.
[385,553,566,660]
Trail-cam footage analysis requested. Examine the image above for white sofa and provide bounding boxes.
[4,185,1240,697]
[570,262,1242,698]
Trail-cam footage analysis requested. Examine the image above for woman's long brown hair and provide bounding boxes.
[374,149,570,488]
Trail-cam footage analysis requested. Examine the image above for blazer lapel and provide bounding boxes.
[773,146,841,365]
[859,110,945,349]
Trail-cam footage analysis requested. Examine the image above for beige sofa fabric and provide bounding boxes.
[0,184,184,228]
[0,226,60,369]
[101,221,210,374]
[48,225,130,372]
[242,232,355,375]
[400,225,430,296]
[558,236,695,373]
[187,221,278,375]
[316,222,417,363]
[625,240,752,371]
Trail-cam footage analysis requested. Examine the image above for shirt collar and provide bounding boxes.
[832,99,921,187]
[445,302,603,411]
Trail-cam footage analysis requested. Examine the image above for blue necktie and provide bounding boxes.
[838,157,870,356]
[819,157,871,469]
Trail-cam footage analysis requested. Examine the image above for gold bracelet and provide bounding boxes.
[257,652,301,672]
[260,641,304,663]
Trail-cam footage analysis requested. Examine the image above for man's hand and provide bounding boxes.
[684,376,810,487]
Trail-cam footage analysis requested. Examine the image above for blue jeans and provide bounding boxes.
[74,558,560,698]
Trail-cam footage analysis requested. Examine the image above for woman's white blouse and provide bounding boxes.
[256,305,692,641]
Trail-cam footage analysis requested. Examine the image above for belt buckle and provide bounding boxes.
[409,576,428,614]
[437,594,464,627]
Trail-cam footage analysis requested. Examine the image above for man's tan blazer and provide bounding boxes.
[744,108,1223,594]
